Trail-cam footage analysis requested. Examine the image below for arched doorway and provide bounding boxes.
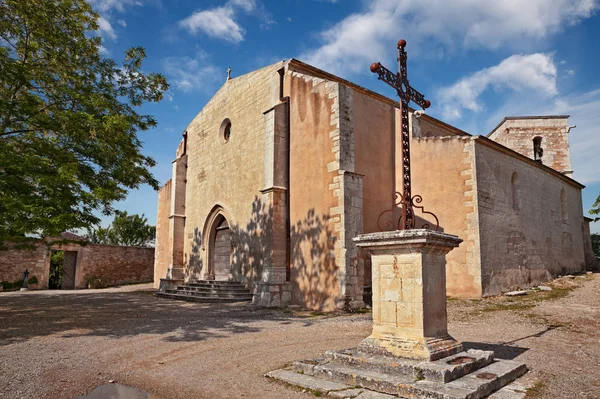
[211,216,232,281]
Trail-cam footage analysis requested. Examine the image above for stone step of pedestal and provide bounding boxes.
[154,291,252,303]
[291,357,527,399]
[315,348,494,383]
[187,280,246,287]
[165,289,254,299]
[176,286,250,294]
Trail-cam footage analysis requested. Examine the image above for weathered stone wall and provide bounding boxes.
[474,138,585,295]
[71,244,154,288]
[411,136,483,297]
[0,241,47,289]
[182,62,283,289]
[1,241,154,290]
[488,116,573,176]
[154,179,172,288]
[288,71,342,310]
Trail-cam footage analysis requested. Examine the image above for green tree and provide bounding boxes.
[0,0,168,242]
[86,211,156,247]
[591,233,600,259]
[591,194,600,222]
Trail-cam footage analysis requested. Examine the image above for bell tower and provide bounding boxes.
[488,116,574,177]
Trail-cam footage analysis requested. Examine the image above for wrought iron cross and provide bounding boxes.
[370,39,438,231]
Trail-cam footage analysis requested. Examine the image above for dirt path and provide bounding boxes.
[1,275,599,399]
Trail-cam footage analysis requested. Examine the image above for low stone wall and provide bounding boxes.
[76,244,154,288]
[0,240,154,290]
[0,240,47,289]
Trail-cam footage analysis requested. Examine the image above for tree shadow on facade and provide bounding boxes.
[185,227,203,279]
[229,196,273,284]
[289,209,339,311]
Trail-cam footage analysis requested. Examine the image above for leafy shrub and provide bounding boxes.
[87,277,107,289]
[1,276,39,291]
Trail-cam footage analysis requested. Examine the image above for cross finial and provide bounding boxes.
[227,67,232,81]
[371,39,437,232]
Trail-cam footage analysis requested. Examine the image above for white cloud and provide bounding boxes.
[438,53,557,120]
[302,0,597,75]
[228,0,256,13]
[89,0,142,13]
[117,19,127,27]
[162,52,221,92]
[179,0,273,42]
[97,16,117,40]
[566,69,576,75]
[179,6,244,43]
[98,44,109,55]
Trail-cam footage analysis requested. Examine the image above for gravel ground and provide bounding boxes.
[0,274,599,399]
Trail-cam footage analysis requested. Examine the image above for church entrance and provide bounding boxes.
[211,217,232,281]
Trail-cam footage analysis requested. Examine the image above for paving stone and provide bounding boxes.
[537,286,552,291]
[265,369,350,393]
[439,359,528,398]
[488,381,529,398]
[505,291,528,296]
[355,390,398,399]
[329,388,364,398]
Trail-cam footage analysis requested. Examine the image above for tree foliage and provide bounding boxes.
[86,211,155,247]
[591,233,600,259]
[591,193,600,222]
[0,0,168,241]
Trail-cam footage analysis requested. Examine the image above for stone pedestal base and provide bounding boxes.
[158,278,184,292]
[358,334,463,362]
[166,264,184,280]
[274,347,527,399]
[252,282,292,307]
[353,229,463,361]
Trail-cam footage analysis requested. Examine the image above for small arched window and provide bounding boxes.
[560,188,567,222]
[220,118,232,143]
[511,172,520,211]
[533,136,543,162]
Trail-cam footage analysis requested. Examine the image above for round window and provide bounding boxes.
[220,118,232,143]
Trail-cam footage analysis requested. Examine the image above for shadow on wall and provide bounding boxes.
[290,208,338,311]
[186,227,203,279]
[184,196,341,310]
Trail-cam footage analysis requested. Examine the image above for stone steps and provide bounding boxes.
[155,280,253,303]
[290,356,527,399]
[318,348,495,383]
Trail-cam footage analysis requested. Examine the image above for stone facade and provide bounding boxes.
[155,58,594,309]
[1,240,154,290]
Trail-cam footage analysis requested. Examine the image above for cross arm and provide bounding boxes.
[370,62,431,110]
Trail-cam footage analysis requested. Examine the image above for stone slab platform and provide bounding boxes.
[266,368,529,399]
[312,348,495,383]
[270,353,526,399]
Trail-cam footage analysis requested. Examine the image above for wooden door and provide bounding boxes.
[213,220,231,281]
[62,251,77,289]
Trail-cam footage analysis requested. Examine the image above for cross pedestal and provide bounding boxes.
[354,229,463,361]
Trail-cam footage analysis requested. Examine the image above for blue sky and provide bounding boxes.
[91,0,600,233]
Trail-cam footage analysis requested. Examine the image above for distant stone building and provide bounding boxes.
[154,59,597,311]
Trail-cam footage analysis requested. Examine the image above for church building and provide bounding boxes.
[154,59,597,311]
